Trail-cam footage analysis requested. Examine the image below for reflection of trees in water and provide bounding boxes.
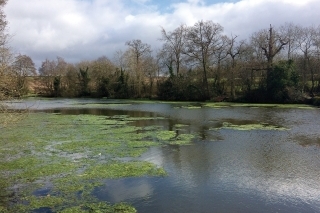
[247,131,286,175]
[43,108,159,118]
[198,126,209,140]
[294,135,320,147]
[252,108,286,127]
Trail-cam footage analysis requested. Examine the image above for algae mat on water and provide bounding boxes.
[214,121,289,131]
[0,112,195,212]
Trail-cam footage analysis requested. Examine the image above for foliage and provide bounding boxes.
[53,76,61,97]
[157,74,204,101]
[78,67,91,96]
[113,68,129,99]
[96,76,110,97]
[4,6,320,103]
[20,22,320,103]
[312,97,320,106]
[244,60,301,103]
[265,60,295,101]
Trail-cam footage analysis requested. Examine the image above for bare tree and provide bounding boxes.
[160,24,187,75]
[113,50,126,70]
[184,20,224,99]
[279,22,299,60]
[314,25,320,92]
[125,39,152,97]
[0,0,27,127]
[12,54,36,95]
[38,59,57,95]
[252,25,288,70]
[251,25,288,93]
[0,0,12,100]
[55,57,68,75]
[296,26,317,93]
[212,35,229,96]
[90,56,117,97]
[226,35,246,99]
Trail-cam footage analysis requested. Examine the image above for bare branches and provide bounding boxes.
[125,39,152,97]
[125,39,151,64]
[160,24,186,75]
[183,20,224,98]
[252,25,288,68]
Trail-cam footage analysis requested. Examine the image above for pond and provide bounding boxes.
[1,98,320,213]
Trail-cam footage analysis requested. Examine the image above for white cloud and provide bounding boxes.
[4,0,320,68]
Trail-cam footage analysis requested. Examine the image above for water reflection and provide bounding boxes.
[6,98,320,212]
[95,178,154,203]
[135,129,320,212]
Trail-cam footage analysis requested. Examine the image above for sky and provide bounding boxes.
[4,0,320,69]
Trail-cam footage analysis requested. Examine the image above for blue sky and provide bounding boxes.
[125,0,239,13]
[157,0,237,9]
[4,0,320,68]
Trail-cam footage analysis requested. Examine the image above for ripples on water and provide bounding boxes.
[9,98,320,213]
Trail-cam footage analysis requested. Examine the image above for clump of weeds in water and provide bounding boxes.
[0,112,194,212]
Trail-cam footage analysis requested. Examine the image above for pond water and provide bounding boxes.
[5,98,320,212]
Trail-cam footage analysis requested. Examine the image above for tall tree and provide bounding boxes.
[160,24,186,76]
[251,25,288,91]
[38,59,57,95]
[78,67,90,96]
[226,35,246,99]
[184,20,224,99]
[254,25,288,70]
[279,23,299,60]
[12,54,36,94]
[296,26,317,94]
[125,39,151,97]
[90,56,116,97]
[0,0,14,101]
[213,35,229,95]
[0,0,23,128]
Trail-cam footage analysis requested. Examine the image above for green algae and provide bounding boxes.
[24,195,64,210]
[214,121,289,131]
[155,130,195,145]
[15,161,78,182]
[63,202,137,213]
[203,102,316,109]
[15,196,136,213]
[171,134,195,145]
[174,105,202,109]
[80,103,133,108]
[0,157,39,171]
[202,103,231,108]
[0,111,196,212]
[83,161,166,179]
[175,124,189,128]
[156,131,177,141]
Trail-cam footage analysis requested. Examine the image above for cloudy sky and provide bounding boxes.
[4,0,320,68]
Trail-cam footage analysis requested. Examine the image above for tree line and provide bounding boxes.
[2,13,320,103]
